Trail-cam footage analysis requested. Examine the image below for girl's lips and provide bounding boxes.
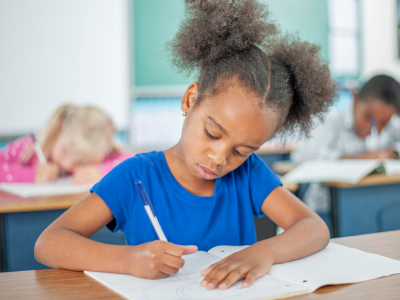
[196,164,218,180]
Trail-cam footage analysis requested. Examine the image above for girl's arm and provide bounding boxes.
[201,186,330,290]
[34,192,196,278]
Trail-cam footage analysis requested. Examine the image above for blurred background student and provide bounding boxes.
[0,104,133,185]
[291,75,400,228]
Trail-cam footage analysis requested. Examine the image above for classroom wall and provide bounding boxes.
[360,0,400,81]
[0,0,130,135]
[132,0,329,94]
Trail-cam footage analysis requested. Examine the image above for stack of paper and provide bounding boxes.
[0,177,91,198]
[282,159,381,184]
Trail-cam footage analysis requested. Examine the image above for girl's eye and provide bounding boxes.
[204,128,218,140]
[234,149,246,158]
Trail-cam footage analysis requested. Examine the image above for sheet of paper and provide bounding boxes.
[0,177,91,198]
[207,245,248,259]
[384,159,400,176]
[282,159,381,184]
[269,242,400,292]
[85,251,308,300]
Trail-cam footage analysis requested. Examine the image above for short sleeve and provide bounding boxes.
[248,154,282,217]
[91,155,141,232]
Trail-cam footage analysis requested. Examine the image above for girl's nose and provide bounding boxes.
[208,149,228,166]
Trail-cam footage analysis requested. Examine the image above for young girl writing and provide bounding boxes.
[0,104,132,185]
[35,0,337,291]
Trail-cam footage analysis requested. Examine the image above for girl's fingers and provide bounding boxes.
[201,258,227,276]
[242,269,259,288]
[201,261,239,290]
[158,262,180,276]
[163,254,185,269]
[181,245,198,255]
[218,268,248,290]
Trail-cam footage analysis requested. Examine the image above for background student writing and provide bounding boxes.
[292,74,400,222]
[35,0,336,291]
[0,104,133,185]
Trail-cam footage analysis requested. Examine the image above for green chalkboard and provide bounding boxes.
[133,0,328,87]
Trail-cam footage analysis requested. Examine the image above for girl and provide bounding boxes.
[0,104,133,185]
[35,0,337,291]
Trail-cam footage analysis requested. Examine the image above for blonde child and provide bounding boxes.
[0,104,133,185]
[35,0,336,291]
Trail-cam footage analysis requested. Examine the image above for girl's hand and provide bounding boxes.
[200,243,273,290]
[35,163,60,183]
[127,241,198,279]
[72,165,102,185]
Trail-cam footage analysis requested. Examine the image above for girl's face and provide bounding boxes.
[353,95,398,139]
[51,134,105,171]
[179,81,279,182]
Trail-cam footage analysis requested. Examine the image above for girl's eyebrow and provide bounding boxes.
[207,116,259,151]
[208,116,228,136]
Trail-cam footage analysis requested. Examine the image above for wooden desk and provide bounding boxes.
[325,174,400,238]
[1,230,399,300]
[0,191,125,272]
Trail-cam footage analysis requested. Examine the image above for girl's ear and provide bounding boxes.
[181,82,199,113]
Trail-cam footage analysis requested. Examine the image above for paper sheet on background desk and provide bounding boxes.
[282,159,381,184]
[0,177,91,198]
[384,160,400,176]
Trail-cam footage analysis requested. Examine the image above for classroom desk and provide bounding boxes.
[0,182,297,273]
[1,230,399,300]
[326,174,400,238]
[0,191,126,272]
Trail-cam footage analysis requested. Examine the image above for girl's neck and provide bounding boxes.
[163,144,215,197]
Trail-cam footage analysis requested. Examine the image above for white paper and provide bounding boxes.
[384,159,400,176]
[84,242,400,300]
[0,177,91,198]
[269,242,400,292]
[282,159,381,184]
[85,251,308,300]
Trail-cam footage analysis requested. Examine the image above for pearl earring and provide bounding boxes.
[182,111,187,117]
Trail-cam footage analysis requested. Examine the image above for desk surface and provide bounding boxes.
[326,173,400,188]
[1,230,399,300]
[0,183,297,214]
[0,191,88,214]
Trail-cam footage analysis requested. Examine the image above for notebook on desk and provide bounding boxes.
[282,159,400,184]
[0,177,91,198]
[85,242,400,300]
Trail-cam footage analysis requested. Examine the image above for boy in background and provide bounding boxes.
[291,75,400,228]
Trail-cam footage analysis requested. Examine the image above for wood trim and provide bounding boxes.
[325,174,400,188]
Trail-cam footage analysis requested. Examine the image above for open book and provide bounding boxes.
[282,159,400,184]
[85,242,400,300]
[0,177,91,198]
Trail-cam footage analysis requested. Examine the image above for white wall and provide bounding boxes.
[0,0,129,135]
[361,0,400,81]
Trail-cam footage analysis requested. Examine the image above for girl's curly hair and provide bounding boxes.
[167,0,338,137]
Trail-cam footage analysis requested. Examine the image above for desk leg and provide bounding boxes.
[0,214,6,272]
[330,187,339,238]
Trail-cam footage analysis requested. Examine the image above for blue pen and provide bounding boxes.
[135,180,168,241]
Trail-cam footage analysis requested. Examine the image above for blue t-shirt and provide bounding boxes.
[91,151,281,251]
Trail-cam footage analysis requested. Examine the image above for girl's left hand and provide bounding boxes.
[72,165,102,185]
[200,243,273,290]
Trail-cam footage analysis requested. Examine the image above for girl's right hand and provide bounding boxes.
[128,241,197,279]
[35,163,60,183]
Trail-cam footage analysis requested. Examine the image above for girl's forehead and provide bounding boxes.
[199,88,279,143]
